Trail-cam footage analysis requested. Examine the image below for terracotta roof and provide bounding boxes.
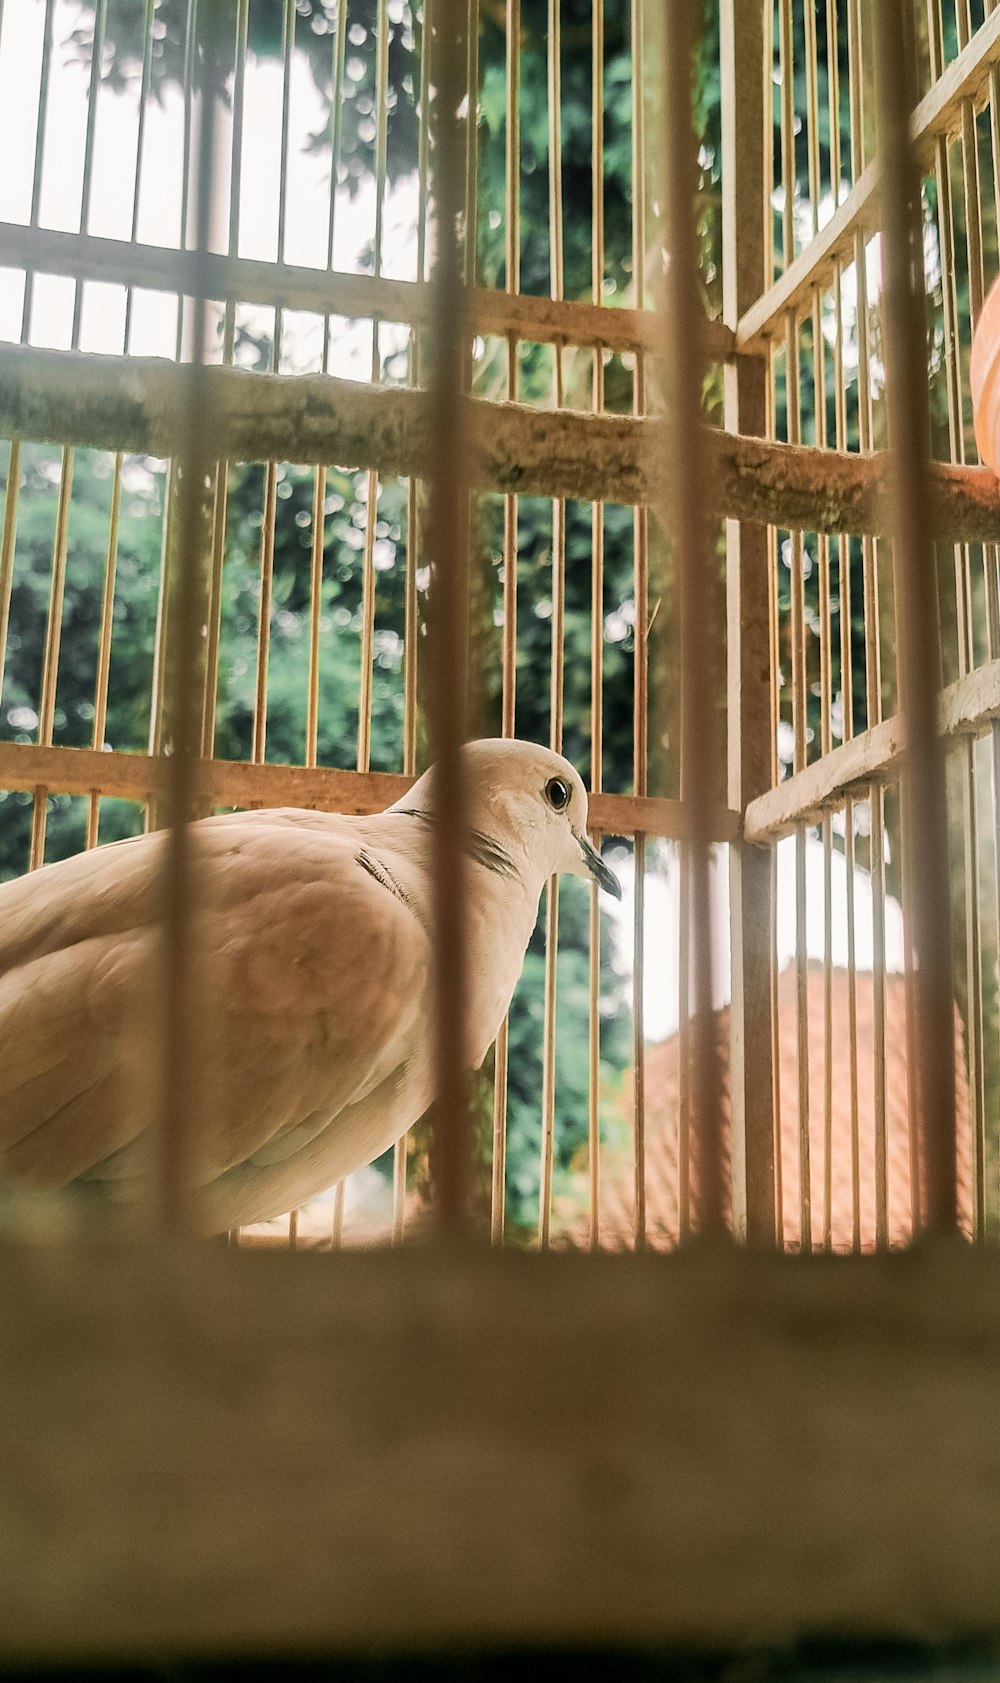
[247,965,973,1252]
[556,965,973,1252]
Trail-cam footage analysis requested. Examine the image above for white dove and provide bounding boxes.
[0,738,620,1232]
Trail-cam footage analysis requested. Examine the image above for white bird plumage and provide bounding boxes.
[0,739,620,1232]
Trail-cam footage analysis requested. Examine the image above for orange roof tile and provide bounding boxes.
[557,966,973,1252]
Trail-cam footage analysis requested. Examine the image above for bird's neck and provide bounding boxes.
[358,811,546,1062]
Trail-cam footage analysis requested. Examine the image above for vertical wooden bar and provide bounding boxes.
[763,1,783,1242]
[85,461,122,851]
[426,0,472,1232]
[785,310,813,1254]
[807,0,834,1253]
[147,0,200,779]
[588,0,605,1250]
[197,11,235,772]
[827,0,843,204]
[663,0,724,1236]
[490,0,522,1249]
[924,0,983,1236]
[358,0,390,786]
[0,438,20,714]
[630,0,648,1251]
[29,0,109,865]
[309,0,347,775]
[721,0,776,1246]
[832,255,862,1251]
[158,1,219,1236]
[122,0,157,353]
[538,0,566,1251]
[872,0,957,1236]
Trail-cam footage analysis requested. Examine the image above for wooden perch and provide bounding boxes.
[2,343,1000,542]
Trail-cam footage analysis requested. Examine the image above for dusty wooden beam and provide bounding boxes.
[1,1241,1000,1664]
[736,7,1000,349]
[708,429,1000,543]
[0,219,736,364]
[0,742,740,843]
[743,658,1000,841]
[3,345,1000,539]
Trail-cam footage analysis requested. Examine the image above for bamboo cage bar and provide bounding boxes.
[394,0,429,1247]
[19,0,56,348]
[807,0,836,1257]
[25,0,89,872]
[426,0,473,1232]
[630,0,648,1251]
[722,0,775,1246]
[845,4,870,1250]
[270,0,297,1249]
[319,0,350,1253]
[848,53,891,1250]
[537,0,566,1253]
[588,0,604,1252]
[29,450,72,871]
[121,0,157,356]
[927,0,989,1239]
[664,0,723,1236]
[873,0,958,1234]
[84,444,120,853]
[489,0,521,1249]
[833,254,862,1251]
[250,0,296,773]
[156,0,220,1236]
[146,0,199,778]
[0,437,18,720]
[356,0,390,788]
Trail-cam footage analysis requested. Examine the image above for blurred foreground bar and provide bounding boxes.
[2,1243,1000,1664]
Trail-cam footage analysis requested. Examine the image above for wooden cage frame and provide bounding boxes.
[3,0,1000,1666]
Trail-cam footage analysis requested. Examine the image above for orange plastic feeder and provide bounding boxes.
[971,271,1000,472]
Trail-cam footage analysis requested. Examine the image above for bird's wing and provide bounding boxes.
[0,808,357,978]
[0,812,429,1198]
[200,1058,417,1231]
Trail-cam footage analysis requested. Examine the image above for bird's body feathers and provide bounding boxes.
[0,740,617,1231]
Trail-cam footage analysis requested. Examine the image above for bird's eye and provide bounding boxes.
[545,776,571,812]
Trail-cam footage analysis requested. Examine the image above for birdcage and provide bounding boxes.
[3,0,1000,1669]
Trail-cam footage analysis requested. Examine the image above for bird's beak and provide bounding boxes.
[575,831,622,899]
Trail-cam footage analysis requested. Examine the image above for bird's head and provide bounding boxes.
[393,738,622,900]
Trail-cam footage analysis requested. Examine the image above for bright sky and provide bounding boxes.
[0,0,417,373]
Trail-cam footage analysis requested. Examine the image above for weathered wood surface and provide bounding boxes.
[1,1241,999,1663]
[3,343,1000,541]
[744,659,1000,841]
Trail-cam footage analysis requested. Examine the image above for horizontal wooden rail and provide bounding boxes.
[2,1242,1000,1663]
[0,220,736,364]
[736,8,1000,349]
[3,344,1000,539]
[744,659,1000,841]
[0,742,741,843]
